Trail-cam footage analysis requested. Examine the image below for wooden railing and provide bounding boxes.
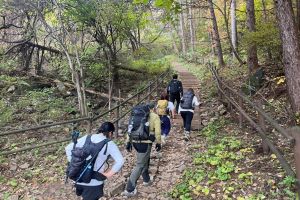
[209,63,300,195]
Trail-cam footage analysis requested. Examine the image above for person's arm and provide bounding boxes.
[179,81,183,96]
[193,96,200,107]
[168,102,176,118]
[102,142,125,179]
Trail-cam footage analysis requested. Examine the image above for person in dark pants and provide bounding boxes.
[123,103,162,197]
[65,122,124,200]
[178,88,200,141]
[167,74,183,113]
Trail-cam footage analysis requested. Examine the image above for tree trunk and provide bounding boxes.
[208,0,225,67]
[297,0,300,32]
[261,0,273,61]
[247,0,258,73]
[246,0,259,73]
[188,0,195,53]
[274,0,300,113]
[231,0,237,52]
[179,0,187,54]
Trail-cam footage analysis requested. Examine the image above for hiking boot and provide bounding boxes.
[161,135,166,145]
[143,176,154,186]
[122,189,137,197]
[184,131,190,141]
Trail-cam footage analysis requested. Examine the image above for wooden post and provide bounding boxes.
[257,100,270,154]
[137,92,140,104]
[148,81,151,103]
[228,90,233,112]
[115,89,121,138]
[291,127,300,197]
[156,77,159,98]
[238,95,243,128]
[87,112,93,133]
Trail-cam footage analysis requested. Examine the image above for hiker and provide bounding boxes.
[167,74,183,113]
[178,88,201,141]
[65,122,124,200]
[123,102,161,197]
[156,91,175,144]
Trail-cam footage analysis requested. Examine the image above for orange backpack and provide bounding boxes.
[157,100,168,116]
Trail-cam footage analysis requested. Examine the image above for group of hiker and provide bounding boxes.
[65,74,201,199]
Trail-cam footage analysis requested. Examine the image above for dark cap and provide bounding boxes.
[148,102,156,109]
[98,122,115,133]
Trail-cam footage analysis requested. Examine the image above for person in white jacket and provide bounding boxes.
[178,88,201,141]
[65,122,124,200]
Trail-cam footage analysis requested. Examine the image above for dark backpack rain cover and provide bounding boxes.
[180,91,194,109]
[169,80,181,94]
[128,104,150,140]
[66,135,109,183]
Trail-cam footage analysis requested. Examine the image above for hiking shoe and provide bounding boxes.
[184,131,190,141]
[122,189,137,197]
[161,135,166,145]
[143,176,154,186]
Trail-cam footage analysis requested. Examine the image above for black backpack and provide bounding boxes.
[127,104,150,140]
[180,91,195,109]
[169,80,181,94]
[66,133,110,183]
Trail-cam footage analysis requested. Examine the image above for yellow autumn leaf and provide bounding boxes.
[271,154,277,159]
[237,197,245,200]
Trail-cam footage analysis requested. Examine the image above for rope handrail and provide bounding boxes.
[0,69,169,137]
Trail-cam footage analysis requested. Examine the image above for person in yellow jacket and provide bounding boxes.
[123,102,161,197]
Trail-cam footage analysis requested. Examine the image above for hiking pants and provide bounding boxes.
[170,93,181,113]
[75,184,104,200]
[160,115,171,136]
[180,111,194,132]
[126,144,152,192]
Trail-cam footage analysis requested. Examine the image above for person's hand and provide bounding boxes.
[155,143,161,152]
[149,134,156,142]
[126,142,132,152]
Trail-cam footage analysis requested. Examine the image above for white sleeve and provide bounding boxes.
[192,96,200,107]
[65,135,88,162]
[107,141,125,173]
[168,101,175,111]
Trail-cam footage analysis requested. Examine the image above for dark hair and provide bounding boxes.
[98,122,115,134]
[172,74,178,79]
[160,91,169,100]
[187,88,194,94]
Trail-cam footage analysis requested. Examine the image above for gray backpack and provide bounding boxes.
[180,91,194,109]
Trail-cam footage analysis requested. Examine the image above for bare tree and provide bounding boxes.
[246,0,259,73]
[274,0,300,113]
[208,0,225,67]
[188,0,195,53]
[179,0,187,54]
[230,0,237,53]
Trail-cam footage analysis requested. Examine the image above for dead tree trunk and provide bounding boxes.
[231,0,237,52]
[262,0,273,61]
[179,0,187,54]
[274,0,300,114]
[208,0,225,67]
[246,0,259,73]
[188,0,195,53]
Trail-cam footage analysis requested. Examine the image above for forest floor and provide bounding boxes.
[0,62,297,200]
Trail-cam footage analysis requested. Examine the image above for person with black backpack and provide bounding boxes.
[65,122,124,200]
[167,74,183,113]
[178,88,201,141]
[122,102,161,197]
